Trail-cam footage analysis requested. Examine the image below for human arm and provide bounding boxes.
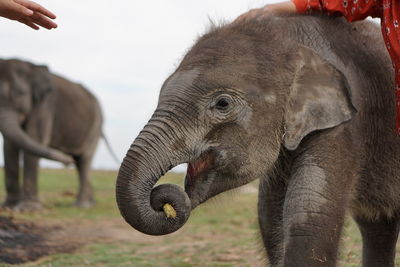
[0,0,57,30]
[292,0,383,21]
[235,0,383,23]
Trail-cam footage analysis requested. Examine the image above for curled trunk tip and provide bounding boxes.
[116,154,192,236]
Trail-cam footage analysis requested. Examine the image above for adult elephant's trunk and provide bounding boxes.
[0,110,73,164]
[116,111,192,235]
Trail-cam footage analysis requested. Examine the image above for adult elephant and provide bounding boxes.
[116,14,400,267]
[0,59,102,210]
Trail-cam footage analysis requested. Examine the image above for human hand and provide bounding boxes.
[235,1,296,23]
[0,0,57,30]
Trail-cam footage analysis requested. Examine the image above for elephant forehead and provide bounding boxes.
[160,69,200,97]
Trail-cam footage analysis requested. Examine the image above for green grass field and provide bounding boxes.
[0,168,398,266]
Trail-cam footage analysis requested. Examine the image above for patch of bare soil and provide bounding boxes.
[0,215,162,265]
[0,216,80,264]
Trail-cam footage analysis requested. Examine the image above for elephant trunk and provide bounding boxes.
[0,110,73,164]
[116,115,192,236]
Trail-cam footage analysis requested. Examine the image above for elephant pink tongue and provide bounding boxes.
[187,159,208,178]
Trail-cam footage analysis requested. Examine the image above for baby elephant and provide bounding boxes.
[116,14,400,267]
[0,59,102,211]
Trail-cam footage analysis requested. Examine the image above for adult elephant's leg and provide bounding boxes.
[17,105,53,211]
[16,153,42,211]
[74,153,95,208]
[281,141,357,267]
[354,215,399,267]
[3,139,20,207]
[258,172,287,266]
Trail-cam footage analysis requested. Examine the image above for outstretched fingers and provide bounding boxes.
[30,10,57,29]
[1,0,58,29]
[18,17,39,30]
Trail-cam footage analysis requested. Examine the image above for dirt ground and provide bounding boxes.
[0,215,162,264]
[0,214,163,264]
[0,215,78,264]
[0,215,98,264]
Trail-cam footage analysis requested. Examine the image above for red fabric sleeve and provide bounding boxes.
[291,0,383,21]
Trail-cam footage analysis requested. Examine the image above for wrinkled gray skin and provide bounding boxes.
[116,14,400,266]
[0,59,102,211]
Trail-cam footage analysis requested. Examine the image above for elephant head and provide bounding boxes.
[116,21,356,235]
[0,59,73,164]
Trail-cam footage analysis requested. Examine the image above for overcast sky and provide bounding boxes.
[0,0,283,170]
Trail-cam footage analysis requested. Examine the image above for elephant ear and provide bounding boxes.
[31,65,54,104]
[283,46,357,150]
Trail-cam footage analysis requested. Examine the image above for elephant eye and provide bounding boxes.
[215,96,231,111]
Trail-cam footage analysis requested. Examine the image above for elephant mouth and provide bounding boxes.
[184,151,214,201]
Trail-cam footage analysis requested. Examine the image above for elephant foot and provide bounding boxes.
[75,199,95,208]
[1,198,20,209]
[13,200,43,212]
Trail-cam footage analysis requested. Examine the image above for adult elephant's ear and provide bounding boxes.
[283,46,357,150]
[31,65,54,104]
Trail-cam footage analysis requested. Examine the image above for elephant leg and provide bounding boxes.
[74,154,95,208]
[17,109,52,211]
[258,175,286,266]
[354,215,400,267]
[281,152,355,267]
[15,152,42,211]
[2,139,21,207]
